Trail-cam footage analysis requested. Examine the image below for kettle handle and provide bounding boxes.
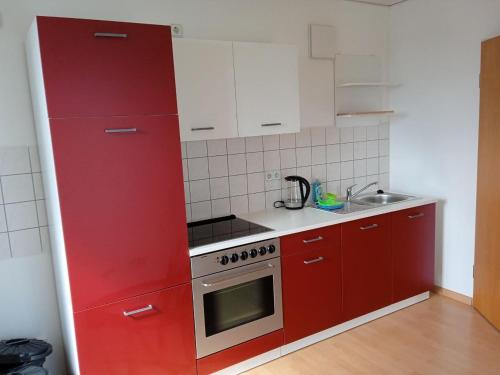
[296,176,311,206]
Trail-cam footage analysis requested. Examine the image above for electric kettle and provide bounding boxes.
[283,175,311,209]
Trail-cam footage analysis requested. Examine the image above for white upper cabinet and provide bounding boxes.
[233,42,300,137]
[173,38,238,141]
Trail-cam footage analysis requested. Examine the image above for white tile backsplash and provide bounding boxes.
[182,125,390,221]
[280,149,297,169]
[207,139,227,156]
[279,133,296,149]
[0,145,49,262]
[263,135,280,151]
[311,146,326,165]
[187,158,209,180]
[190,179,211,203]
[5,201,39,231]
[187,140,207,158]
[210,177,230,199]
[1,174,35,203]
[246,152,264,173]
[0,147,31,175]
[208,156,228,177]
[9,228,42,257]
[228,154,247,175]
[227,138,246,154]
[245,136,263,153]
[311,128,326,146]
[229,175,248,196]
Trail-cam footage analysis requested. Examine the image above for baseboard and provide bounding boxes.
[433,285,472,305]
[213,291,430,374]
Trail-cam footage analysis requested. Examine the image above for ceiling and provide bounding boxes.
[344,0,408,6]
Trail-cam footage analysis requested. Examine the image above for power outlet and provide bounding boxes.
[265,170,281,181]
[171,24,183,37]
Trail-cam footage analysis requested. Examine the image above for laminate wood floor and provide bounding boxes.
[245,295,500,375]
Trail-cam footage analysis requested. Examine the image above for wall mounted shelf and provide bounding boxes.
[336,82,399,88]
[335,54,398,127]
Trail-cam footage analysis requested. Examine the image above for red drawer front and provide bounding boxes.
[392,204,436,302]
[281,226,338,257]
[281,228,342,343]
[74,283,196,375]
[197,330,283,375]
[51,115,189,311]
[341,214,392,321]
[37,16,177,118]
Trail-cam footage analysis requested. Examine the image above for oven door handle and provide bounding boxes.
[201,263,275,287]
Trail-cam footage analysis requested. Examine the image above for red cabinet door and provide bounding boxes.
[37,16,177,118]
[281,226,342,343]
[341,214,392,321]
[392,204,436,302]
[74,283,196,375]
[51,115,189,312]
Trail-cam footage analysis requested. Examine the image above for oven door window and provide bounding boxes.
[203,275,275,337]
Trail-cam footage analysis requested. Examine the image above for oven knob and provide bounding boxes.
[220,255,229,265]
[267,244,276,254]
[231,253,239,263]
[250,249,258,258]
[241,251,249,260]
[259,247,267,256]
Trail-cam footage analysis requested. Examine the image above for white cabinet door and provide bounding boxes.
[173,39,238,141]
[233,42,300,137]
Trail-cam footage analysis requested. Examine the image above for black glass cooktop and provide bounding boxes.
[187,215,273,248]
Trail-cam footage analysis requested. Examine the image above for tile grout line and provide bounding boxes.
[28,147,44,254]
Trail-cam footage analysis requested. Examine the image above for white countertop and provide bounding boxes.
[189,196,438,257]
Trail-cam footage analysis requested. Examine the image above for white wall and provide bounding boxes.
[389,0,500,297]
[0,1,390,373]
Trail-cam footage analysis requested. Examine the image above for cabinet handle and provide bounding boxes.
[408,213,425,219]
[261,123,282,127]
[191,127,215,131]
[104,128,137,134]
[94,32,128,38]
[303,256,324,265]
[302,236,323,244]
[123,304,154,317]
[360,223,378,231]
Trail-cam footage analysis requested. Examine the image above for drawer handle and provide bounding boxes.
[360,224,378,231]
[191,127,215,131]
[408,213,425,219]
[261,123,282,127]
[303,236,324,244]
[304,256,324,265]
[105,128,137,134]
[123,304,154,317]
[94,32,128,38]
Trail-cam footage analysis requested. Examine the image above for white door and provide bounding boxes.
[173,38,238,141]
[233,42,300,137]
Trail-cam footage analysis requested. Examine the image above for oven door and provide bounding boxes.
[192,257,282,358]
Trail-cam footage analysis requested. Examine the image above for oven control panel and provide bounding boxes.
[190,238,280,279]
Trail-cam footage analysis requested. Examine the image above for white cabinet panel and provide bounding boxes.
[173,39,238,141]
[233,42,300,137]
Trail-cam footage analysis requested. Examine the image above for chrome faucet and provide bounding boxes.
[345,181,378,202]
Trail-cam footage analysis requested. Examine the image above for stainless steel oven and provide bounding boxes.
[191,238,282,358]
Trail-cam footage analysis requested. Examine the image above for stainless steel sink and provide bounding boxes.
[330,201,372,214]
[353,193,415,206]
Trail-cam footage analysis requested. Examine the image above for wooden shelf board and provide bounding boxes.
[336,110,395,118]
[336,82,399,88]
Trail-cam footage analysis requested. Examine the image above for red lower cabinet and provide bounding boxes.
[196,330,283,375]
[392,204,436,302]
[281,227,342,343]
[341,214,392,321]
[74,283,196,375]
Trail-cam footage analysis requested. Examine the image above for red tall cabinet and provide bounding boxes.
[26,16,196,374]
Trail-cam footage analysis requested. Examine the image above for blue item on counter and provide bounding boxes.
[311,180,323,203]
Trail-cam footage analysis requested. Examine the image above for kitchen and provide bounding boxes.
[0,0,499,374]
